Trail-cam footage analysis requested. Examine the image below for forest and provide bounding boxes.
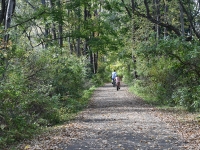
[0,0,200,148]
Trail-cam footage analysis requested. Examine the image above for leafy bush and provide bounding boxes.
[0,47,95,148]
[91,63,110,86]
[172,86,200,112]
[133,37,200,111]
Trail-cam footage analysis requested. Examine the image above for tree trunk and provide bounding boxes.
[90,51,94,73]
[58,0,63,47]
[131,0,135,13]
[41,0,48,48]
[58,24,63,47]
[93,52,98,74]
[153,0,160,40]
[180,3,185,36]
[76,0,81,56]
[4,0,15,43]
[0,0,6,24]
[131,0,137,79]
[164,1,168,39]
[44,24,49,48]
[51,24,57,40]
[155,0,160,39]
[67,9,73,53]
[49,0,57,41]
[83,5,90,56]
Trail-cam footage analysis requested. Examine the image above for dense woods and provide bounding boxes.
[0,0,200,148]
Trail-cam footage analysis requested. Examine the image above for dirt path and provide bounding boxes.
[17,83,198,150]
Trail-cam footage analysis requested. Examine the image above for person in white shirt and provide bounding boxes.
[111,70,117,84]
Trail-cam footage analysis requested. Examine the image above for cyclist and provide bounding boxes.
[111,70,117,84]
[115,75,121,90]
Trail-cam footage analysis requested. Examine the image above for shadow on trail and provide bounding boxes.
[65,126,182,150]
[63,83,184,150]
[100,83,128,88]
[89,98,151,110]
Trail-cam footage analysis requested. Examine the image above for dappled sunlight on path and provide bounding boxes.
[16,82,193,150]
[64,83,184,150]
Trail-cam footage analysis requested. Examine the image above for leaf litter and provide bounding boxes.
[12,83,200,150]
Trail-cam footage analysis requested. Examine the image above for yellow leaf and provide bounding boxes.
[24,145,31,149]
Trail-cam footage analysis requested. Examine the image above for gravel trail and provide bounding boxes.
[62,83,183,150]
[17,83,185,150]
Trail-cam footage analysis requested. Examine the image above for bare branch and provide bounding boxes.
[135,9,181,36]
[121,0,132,18]
[10,11,46,28]
[179,0,200,39]
[25,0,36,10]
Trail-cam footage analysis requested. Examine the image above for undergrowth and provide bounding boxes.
[5,86,96,150]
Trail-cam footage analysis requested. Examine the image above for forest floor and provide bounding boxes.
[15,83,200,150]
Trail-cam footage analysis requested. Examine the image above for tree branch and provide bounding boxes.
[179,0,200,39]
[121,0,132,18]
[135,10,181,36]
[168,52,200,78]
[10,11,46,28]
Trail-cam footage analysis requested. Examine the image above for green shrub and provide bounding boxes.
[133,38,200,111]
[172,86,200,111]
[0,47,96,148]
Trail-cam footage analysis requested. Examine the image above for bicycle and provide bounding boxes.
[112,79,116,87]
[116,81,120,91]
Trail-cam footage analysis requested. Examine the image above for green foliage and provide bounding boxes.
[2,0,200,148]
[0,46,96,149]
[172,86,200,112]
[128,80,159,105]
[91,63,110,86]
[50,56,86,97]
[131,38,200,111]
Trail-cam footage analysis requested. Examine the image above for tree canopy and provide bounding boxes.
[1,0,200,148]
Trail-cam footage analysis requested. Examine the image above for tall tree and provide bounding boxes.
[2,0,16,44]
[163,1,168,39]
[57,0,63,47]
